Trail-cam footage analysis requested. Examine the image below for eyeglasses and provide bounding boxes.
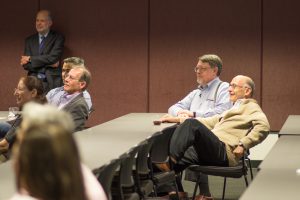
[14,87,27,93]
[229,83,250,89]
[65,74,80,81]
[194,66,211,73]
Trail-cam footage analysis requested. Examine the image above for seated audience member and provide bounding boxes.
[168,54,231,118]
[47,66,91,131]
[0,76,46,154]
[0,122,12,138]
[160,75,270,200]
[47,57,92,111]
[165,54,232,197]
[10,102,107,200]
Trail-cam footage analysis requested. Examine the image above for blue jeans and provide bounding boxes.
[0,122,11,138]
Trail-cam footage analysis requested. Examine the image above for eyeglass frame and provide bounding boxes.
[229,83,250,89]
[65,74,81,82]
[14,87,28,93]
[194,66,215,73]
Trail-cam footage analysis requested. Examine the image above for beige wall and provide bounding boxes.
[0,0,299,130]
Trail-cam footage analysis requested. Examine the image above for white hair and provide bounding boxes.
[22,102,75,132]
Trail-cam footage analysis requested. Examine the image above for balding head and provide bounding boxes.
[35,10,52,35]
[229,75,255,103]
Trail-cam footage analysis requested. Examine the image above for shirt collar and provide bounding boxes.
[63,91,80,100]
[198,77,220,90]
[39,32,49,38]
[232,99,244,108]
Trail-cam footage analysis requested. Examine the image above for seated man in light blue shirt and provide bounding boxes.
[47,66,91,131]
[46,57,92,111]
[168,54,231,118]
[166,54,232,199]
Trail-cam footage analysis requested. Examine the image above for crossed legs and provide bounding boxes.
[170,119,228,197]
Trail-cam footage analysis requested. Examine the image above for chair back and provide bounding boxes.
[121,146,140,187]
[117,147,141,200]
[136,140,152,176]
[135,140,154,197]
[147,125,181,197]
[149,124,178,163]
[93,158,122,200]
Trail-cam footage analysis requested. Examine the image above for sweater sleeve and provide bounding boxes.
[240,110,270,150]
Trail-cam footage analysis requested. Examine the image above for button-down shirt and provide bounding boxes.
[57,92,80,109]
[168,77,232,117]
[46,86,92,110]
[38,32,49,43]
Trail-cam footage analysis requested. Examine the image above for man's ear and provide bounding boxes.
[48,20,53,27]
[79,81,86,90]
[31,89,37,98]
[213,66,219,75]
[245,87,252,98]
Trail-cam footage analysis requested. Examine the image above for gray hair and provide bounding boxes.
[199,54,223,76]
[244,76,255,97]
[63,57,85,67]
[37,10,52,21]
[22,102,75,132]
[72,66,91,91]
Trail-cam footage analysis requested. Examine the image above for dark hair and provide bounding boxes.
[199,54,223,76]
[16,123,87,200]
[19,76,47,104]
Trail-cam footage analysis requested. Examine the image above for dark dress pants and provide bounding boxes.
[28,70,62,93]
[170,118,228,173]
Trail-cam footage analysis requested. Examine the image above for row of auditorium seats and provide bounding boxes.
[92,124,180,200]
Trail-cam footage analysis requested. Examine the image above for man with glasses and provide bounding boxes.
[161,75,270,200]
[165,54,231,198]
[47,65,91,131]
[168,54,231,118]
[46,57,92,111]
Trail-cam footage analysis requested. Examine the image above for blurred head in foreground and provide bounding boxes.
[12,102,87,200]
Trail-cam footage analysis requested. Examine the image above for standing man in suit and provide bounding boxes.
[20,10,65,92]
[48,66,91,131]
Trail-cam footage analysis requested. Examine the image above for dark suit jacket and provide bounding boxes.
[63,93,89,132]
[23,30,65,90]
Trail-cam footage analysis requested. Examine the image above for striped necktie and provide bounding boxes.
[39,35,46,54]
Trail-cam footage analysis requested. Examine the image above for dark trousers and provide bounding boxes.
[170,119,228,173]
[28,71,62,93]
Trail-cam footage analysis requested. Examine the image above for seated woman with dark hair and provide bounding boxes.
[0,76,47,154]
[10,102,107,200]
